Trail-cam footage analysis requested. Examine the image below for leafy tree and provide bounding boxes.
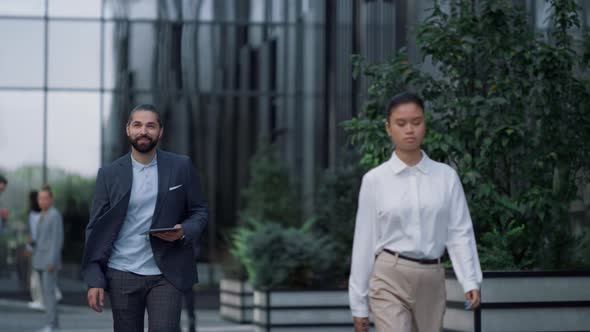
[344,0,590,269]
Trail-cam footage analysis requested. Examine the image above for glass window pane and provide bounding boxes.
[104,22,159,91]
[182,0,201,21]
[102,91,115,162]
[198,0,214,20]
[196,24,215,92]
[0,20,44,88]
[133,93,155,105]
[102,92,113,128]
[0,91,44,171]
[0,0,45,17]
[104,22,115,90]
[271,0,286,23]
[535,2,553,30]
[129,23,156,91]
[104,0,157,19]
[0,94,44,228]
[160,0,181,20]
[250,0,265,22]
[48,0,102,18]
[48,22,101,89]
[102,92,126,162]
[47,92,100,177]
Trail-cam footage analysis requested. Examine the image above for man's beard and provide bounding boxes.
[129,135,159,153]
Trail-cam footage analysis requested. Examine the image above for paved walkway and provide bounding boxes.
[0,299,253,332]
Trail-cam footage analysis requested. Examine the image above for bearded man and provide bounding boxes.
[82,104,208,332]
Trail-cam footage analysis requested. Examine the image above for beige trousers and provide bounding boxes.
[368,252,446,332]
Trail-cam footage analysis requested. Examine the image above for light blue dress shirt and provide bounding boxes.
[108,154,161,275]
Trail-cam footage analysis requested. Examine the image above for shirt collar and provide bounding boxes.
[131,153,158,170]
[388,150,430,175]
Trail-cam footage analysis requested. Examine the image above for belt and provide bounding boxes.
[383,249,441,265]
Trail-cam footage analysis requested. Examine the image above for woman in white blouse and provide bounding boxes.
[349,92,482,332]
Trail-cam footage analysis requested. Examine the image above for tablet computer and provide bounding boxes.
[141,227,179,235]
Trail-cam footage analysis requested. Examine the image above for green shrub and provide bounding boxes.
[240,143,300,227]
[230,218,334,289]
[313,160,364,286]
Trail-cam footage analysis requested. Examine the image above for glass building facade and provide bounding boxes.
[1,0,589,267]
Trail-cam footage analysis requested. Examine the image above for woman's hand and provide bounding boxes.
[353,316,370,332]
[465,289,481,309]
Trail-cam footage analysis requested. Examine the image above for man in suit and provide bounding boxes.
[33,185,64,332]
[82,104,208,332]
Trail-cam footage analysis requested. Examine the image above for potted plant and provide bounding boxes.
[231,218,356,331]
[221,143,300,324]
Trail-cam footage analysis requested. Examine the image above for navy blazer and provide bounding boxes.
[81,150,208,291]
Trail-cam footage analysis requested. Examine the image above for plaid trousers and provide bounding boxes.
[106,268,183,332]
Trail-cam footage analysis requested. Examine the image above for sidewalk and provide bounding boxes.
[0,298,254,332]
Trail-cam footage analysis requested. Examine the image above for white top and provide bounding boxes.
[27,211,42,251]
[108,154,161,275]
[348,151,482,317]
[29,211,42,240]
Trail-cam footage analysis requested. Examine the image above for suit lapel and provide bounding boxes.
[116,153,133,203]
[152,150,171,225]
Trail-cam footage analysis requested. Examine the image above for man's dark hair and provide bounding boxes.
[40,184,53,197]
[127,104,163,127]
[385,92,425,120]
[0,175,6,185]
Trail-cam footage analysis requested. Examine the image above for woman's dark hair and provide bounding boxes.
[385,92,425,120]
[29,190,41,213]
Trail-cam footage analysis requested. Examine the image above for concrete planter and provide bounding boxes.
[219,278,254,323]
[252,288,352,332]
[250,270,590,331]
[445,271,590,332]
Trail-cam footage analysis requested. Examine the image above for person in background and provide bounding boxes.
[32,185,64,332]
[0,175,8,232]
[25,190,43,310]
[25,190,63,310]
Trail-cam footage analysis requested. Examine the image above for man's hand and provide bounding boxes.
[465,289,481,310]
[152,224,184,242]
[87,288,105,312]
[353,316,370,332]
[23,249,32,257]
[47,264,55,272]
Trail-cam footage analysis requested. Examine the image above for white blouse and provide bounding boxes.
[349,151,482,317]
